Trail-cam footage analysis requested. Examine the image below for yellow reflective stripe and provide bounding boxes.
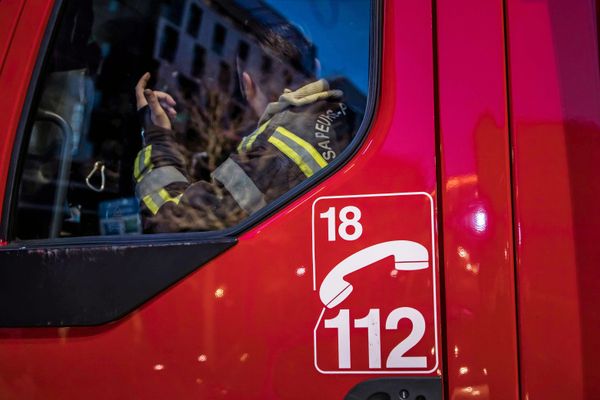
[237,136,250,153]
[158,188,182,205]
[275,126,327,168]
[142,193,160,215]
[142,188,182,215]
[246,120,270,150]
[134,145,154,181]
[268,135,314,177]
[134,153,141,179]
[144,145,152,168]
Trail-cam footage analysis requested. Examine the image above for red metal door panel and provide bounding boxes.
[0,0,54,235]
[0,0,26,73]
[0,1,440,399]
[506,0,600,398]
[437,0,520,399]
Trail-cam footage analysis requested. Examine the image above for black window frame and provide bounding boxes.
[0,0,383,326]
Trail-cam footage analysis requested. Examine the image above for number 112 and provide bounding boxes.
[324,307,427,369]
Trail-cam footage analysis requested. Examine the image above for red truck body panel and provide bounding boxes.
[507,0,600,398]
[437,0,520,398]
[0,0,599,398]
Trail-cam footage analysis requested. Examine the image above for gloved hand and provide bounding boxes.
[135,72,177,130]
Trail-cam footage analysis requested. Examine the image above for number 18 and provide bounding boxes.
[320,206,363,241]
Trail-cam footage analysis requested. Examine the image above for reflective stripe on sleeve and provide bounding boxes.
[237,119,271,153]
[268,126,328,177]
[134,145,153,181]
[142,188,183,215]
[211,157,267,214]
[237,137,249,153]
[136,166,189,199]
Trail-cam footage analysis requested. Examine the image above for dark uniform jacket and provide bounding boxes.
[133,79,358,233]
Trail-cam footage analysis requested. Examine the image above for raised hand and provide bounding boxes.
[135,72,177,129]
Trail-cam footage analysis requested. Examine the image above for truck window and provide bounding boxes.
[7,0,372,240]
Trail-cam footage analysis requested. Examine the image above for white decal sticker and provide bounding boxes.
[312,192,438,374]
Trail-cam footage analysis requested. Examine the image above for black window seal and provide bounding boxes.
[0,0,383,250]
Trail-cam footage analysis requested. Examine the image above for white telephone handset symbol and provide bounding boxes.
[319,240,429,308]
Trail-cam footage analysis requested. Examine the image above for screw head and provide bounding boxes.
[399,389,410,399]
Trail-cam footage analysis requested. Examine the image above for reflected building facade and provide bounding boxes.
[153,0,316,99]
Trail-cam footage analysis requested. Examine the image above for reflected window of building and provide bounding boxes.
[212,23,227,55]
[261,55,272,74]
[283,69,292,86]
[192,44,206,77]
[218,61,231,91]
[161,0,185,25]
[237,40,249,62]
[159,25,179,62]
[9,0,373,240]
[186,3,203,37]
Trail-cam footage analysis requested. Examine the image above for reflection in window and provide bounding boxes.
[261,55,272,74]
[212,23,227,55]
[283,69,292,86]
[186,3,202,37]
[218,61,231,91]
[237,40,249,62]
[192,45,205,77]
[10,0,371,240]
[159,25,179,62]
[161,0,185,25]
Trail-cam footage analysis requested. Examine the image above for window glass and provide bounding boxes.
[10,0,372,240]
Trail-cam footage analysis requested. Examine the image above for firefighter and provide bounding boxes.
[133,25,358,233]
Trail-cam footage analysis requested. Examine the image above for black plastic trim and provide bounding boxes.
[502,0,524,396]
[430,0,450,399]
[345,377,442,400]
[0,238,235,327]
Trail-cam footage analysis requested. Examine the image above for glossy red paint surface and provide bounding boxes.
[2,0,599,398]
[506,0,600,398]
[436,0,520,398]
[0,1,441,399]
[0,0,25,72]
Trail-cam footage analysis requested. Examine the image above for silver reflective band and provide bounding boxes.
[136,166,189,199]
[212,158,267,214]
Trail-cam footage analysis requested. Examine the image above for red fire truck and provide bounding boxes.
[0,0,598,399]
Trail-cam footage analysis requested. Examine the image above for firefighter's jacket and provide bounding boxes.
[134,79,358,233]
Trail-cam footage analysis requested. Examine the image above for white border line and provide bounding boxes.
[311,192,439,374]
